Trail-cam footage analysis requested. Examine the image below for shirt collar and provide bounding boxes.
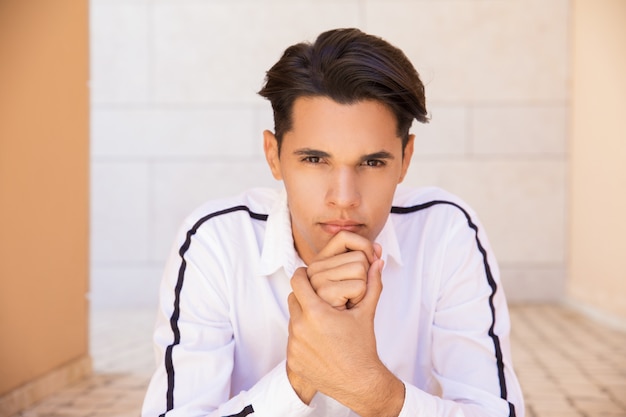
[258,188,304,278]
[258,188,403,278]
[376,213,404,268]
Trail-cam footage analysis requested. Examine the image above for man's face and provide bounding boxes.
[264,96,414,265]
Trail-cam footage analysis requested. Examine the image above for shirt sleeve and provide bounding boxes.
[141,222,315,417]
[398,203,525,417]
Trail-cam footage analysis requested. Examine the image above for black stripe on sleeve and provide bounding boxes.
[224,404,255,417]
[391,200,516,417]
[159,206,268,416]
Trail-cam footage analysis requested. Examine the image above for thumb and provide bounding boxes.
[360,258,384,312]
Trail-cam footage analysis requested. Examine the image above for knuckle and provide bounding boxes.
[308,272,327,292]
[347,261,368,278]
[317,288,345,308]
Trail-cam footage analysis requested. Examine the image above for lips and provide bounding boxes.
[319,220,364,234]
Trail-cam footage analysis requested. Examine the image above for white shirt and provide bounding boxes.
[142,186,524,417]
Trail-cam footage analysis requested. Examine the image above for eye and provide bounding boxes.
[302,156,322,164]
[362,159,386,167]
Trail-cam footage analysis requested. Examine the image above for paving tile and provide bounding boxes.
[532,401,581,414]
[572,398,626,415]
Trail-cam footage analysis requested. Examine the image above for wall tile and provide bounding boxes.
[471,105,568,156]
[90,265,162,309]
[403,159,567,265]
[91,106,257,157]
[500,265,566,302]
[153,2,360,103]
[365,0,569,102]
[412,105,467,157]
[152,160,279,261]
[90,3,151,104]
[91,161,151,262]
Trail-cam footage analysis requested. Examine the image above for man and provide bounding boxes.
[142,28,524,417]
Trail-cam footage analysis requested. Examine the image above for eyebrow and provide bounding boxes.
[360,151,395,162]
[293,148,331,158]
[292,148,395,161]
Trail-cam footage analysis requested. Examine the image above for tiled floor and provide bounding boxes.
[510,305,626,417]
[9,304,626,417]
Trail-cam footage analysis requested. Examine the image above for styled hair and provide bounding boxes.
[258,28,429,152]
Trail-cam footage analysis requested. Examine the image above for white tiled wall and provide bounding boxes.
[90,0,570,308]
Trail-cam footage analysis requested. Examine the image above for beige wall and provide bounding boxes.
[569,0,626,321]
[0,0,90,398]
[90,0,570,307]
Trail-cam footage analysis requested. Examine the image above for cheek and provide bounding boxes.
[367,189,395,219]
[283,175,319,224]
[284,169,327,201]
[361,174,399,231]
[362,170,401,199]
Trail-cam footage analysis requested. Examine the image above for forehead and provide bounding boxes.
[285,96,401,150]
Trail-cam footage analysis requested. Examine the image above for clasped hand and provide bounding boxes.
[305,231,383,310]
[286,231,404,416]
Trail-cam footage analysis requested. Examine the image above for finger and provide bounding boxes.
[287,291,302,319]
[308,256,368,287]
[358,259,385,313]
[315,231,378,264]
[307,253,369,309]
[373,242,382,259]
[307,250,369,279]
[314,279,367,310]
[290,267,324,312]
[308,261,367,307]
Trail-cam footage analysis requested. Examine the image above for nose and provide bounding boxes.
[325,167,361,208]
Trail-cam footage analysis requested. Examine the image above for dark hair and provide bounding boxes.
[258,28,429,152]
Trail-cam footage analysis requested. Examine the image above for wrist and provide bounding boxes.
[350,366,405,417]
[377,375,405,417]
[287,365,317,405]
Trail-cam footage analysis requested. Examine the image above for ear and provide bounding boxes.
[398,134,415,183]
[263,130,283,180]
